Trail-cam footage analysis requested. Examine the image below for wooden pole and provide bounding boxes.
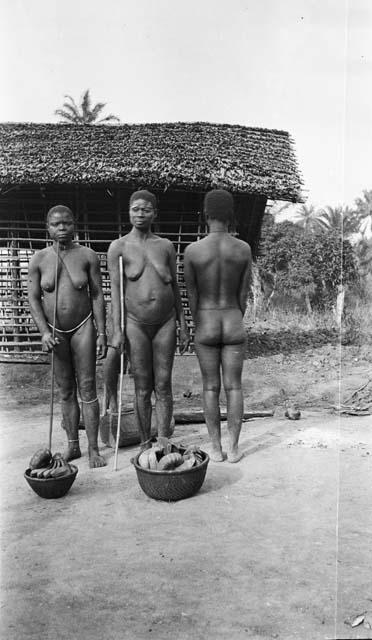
[48,241,59,451]
[113,255,124,471]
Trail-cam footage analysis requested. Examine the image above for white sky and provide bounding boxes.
[1,0,371,209]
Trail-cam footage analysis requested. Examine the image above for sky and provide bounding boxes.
[1,0,371,210]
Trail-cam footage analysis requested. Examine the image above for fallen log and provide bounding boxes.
[173,409,274,424]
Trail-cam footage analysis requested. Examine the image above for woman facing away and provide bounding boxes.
[184,189,252,463]
[107,190,190,452]
[28,205,107,468]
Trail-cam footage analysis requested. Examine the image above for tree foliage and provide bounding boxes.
[353,189,372,236]
[258,216,359,308]
[55,89,120,125]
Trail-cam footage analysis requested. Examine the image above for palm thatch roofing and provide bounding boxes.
[0,122,304,202]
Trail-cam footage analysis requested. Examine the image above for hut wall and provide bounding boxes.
[0,185,264,360]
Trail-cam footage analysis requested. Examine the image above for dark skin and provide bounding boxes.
[28,210,107,468]
[107,197,190,451]
[184,213,251,462]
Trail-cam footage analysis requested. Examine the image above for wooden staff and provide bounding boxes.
[113,255,124,471]
[48,241,59,451]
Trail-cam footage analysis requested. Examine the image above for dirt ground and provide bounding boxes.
[1,345,372,640]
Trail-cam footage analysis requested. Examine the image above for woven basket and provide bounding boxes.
[132,450,209,501]
[24,465,78,499]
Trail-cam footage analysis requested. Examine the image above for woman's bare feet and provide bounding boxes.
[88,446,107,468]
[139,438,152,454]
[227,448,243,463]
[64,440,81,462]
[209,445,225,462]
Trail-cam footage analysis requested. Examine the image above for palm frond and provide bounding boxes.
[63,95,80,113]
[81,90,92,121]
[88,102,107,123]
[54,109,81,123]
[96,114,120,124]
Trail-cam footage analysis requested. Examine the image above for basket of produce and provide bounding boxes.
[24,449,78,499]
[131,438,209,502]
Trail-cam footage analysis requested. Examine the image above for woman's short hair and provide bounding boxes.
[204,189,234,223]
[46,205,75,223]
[129,190,157,211]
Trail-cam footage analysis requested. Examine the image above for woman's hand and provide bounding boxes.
[41,331,60,352]
[96,334,108,360]
[111,330,125,353]
[179,326,191,355]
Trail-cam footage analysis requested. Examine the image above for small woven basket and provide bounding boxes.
[24,465,78,499]
[132,450,209,502]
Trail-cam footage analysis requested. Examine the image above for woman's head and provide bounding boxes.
[46,205,75,243]
[46,205,75,224]
[129,190,157,229]
[204,189,234,224]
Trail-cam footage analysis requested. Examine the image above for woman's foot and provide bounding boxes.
[64,440,81,462]
[209,445,224,462]
[227,448,243,463]
[88,446,107,468]
[139,438,152,454]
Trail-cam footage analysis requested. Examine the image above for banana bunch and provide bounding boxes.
[138,439,204,472]
[29,452,74,479]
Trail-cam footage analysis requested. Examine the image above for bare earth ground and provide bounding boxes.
[1,341,372,640]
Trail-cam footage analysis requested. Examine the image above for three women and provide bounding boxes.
[29,188,250,465]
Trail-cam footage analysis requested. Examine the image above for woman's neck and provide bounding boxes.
[208,220,229,234]
[130,226,153,240]
[53,240,75,251]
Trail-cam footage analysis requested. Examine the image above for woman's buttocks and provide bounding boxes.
[196,307,245,345]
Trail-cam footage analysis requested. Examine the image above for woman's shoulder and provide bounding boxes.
[230,236,252,255]
[29,245,51,266]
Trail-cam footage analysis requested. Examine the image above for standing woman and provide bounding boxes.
[184,189,252,463]
[28,205,107,468]
[107,190,190,452]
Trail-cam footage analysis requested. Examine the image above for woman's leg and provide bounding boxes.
[194,342,223,461]
[71,319,106,468]
[103,346,121,414]
[53,336,81,461]
[221,343,245,462]
[152,314,176,437]
[126,319,153,451]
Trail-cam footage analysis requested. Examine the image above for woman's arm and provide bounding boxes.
[87,250,107,360]
[27,252,60,352]
[107,240,125,351]
[183,246,198,322]
[238,245,252,315]
[168,242,190,354]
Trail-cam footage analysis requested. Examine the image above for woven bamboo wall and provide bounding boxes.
[0,185,265,361]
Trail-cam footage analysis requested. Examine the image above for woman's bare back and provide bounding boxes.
[187,234,251,309]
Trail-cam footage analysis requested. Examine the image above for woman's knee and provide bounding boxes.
[202,379,221,394]
[59,386,78,403]
[135,387,152,403]
[78,376,97,402]
[154,379,172,399]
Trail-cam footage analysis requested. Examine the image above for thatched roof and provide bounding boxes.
[0,122,304,202]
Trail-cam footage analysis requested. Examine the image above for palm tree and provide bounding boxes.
[55,90,120,125]
[354,190,372,237]
[293,204,326,234]
[355,236,372,278]
[318,205,360,237]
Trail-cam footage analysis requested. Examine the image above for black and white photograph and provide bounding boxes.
[1,1,372,638]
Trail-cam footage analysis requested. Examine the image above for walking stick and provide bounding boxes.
[113,255,124,471]
[48,241,59,452]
